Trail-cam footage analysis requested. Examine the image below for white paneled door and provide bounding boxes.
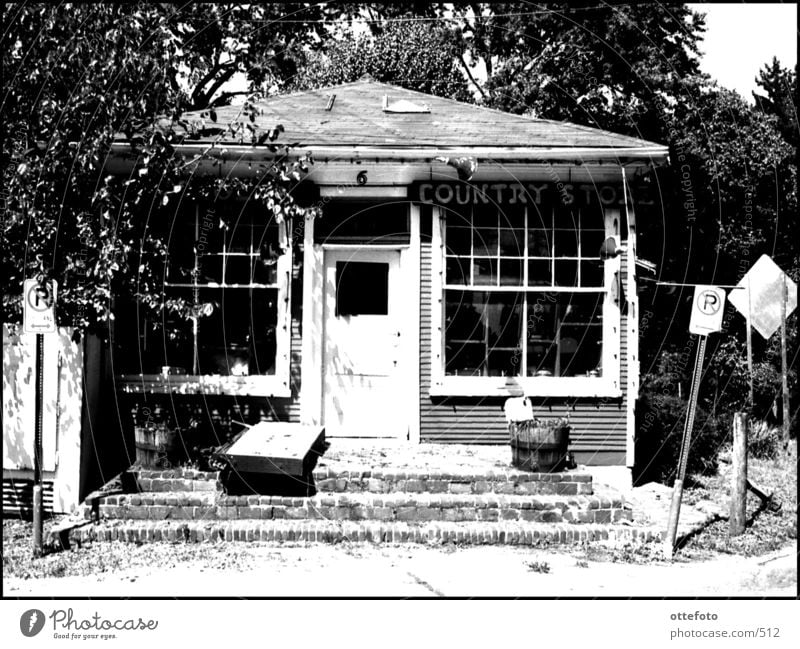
[322,248,407,438]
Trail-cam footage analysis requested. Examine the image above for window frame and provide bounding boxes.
[430,203,622,398]
[117,204,293,397]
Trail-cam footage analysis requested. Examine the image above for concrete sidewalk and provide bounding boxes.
[4,541,796,598]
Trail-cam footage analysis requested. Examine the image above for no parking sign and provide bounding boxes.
[689,285,726,336]
[23,279,57,334]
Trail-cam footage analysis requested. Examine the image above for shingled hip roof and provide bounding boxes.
[119,80,668,162]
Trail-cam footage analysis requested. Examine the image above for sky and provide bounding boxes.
[690,3,797,101]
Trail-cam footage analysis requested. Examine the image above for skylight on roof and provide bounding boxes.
[382,95,430,113]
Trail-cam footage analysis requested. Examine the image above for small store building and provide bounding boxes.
[108,79,667,470]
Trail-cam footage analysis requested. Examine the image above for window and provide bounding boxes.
[114,201,291,395]
[315,201,409,245]
[437,199,618,395]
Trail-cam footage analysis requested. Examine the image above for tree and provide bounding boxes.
[753,58,798,149]
[291,20,473,101]
[1,4,315,334]
[453,3,705,137]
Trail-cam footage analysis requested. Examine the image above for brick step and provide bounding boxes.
[312,467,593,496]
[125,468,594,497]
[89,491,630,525]
[64,519,659,547]
[129,469,221,493]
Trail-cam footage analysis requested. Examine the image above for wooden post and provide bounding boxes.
[730,412,748,536]
[781,275,790,448]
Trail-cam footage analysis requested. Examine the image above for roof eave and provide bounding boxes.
[110,141,669,165]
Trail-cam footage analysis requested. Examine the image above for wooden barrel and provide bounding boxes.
[509,420,570,472]
[134,426,176,468]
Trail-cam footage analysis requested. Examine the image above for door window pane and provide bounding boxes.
[336,261,389,316]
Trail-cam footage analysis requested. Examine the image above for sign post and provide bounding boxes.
[663,285,725,558]
[23,278,57,558]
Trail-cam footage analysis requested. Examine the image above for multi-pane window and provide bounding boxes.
[443,203,608,379]
[115,201,289,380]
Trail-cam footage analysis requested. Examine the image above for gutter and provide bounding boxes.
[109,142,669,165]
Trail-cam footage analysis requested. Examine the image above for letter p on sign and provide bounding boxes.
[689,285,726,335]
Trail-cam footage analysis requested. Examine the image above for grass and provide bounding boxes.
[572,439,797,566]
[2,517,275,581]
[678,439,797,559]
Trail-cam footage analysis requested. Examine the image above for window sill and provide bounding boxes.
[116,374,292,398]
[428,376,621,399]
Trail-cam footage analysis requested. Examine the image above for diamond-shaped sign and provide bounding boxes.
[728,255,797,339]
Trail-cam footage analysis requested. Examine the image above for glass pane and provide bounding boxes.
[497,204,525,229]
[580,260,604,287]
[445,342,484,376]
[554,229,579,257]
[553,208,579,229]
[528,259,552,286]
[528,229,551,257]
[527,341,557,377]
[224,255,251,285]
[336,261,389,316]
[485,293,522,348]
[226,221,254,254]
[252,257,278,285]
[559,294,603,377]
[499,258,523,286]
[445,290,486,376]
[472,203,498,228]
[554,260,578,286]
[526,295,557,341]
[198,254,223,284]
[580,229,606,258]
[473,258,497,285]
[445,226,471,255]
[486,349,518,377]
[473,228,498,256]
[445,256,469,285]
[445,290,485,344]
[196,287,278,376]
[499,228,525,256]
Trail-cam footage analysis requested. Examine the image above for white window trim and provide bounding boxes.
[429,204,622,398]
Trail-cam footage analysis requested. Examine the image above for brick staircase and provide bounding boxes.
[62,465,661,547]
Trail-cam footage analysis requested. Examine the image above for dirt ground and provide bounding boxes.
[4,540,796,598]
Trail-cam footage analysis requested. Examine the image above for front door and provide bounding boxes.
[322,248,406,438]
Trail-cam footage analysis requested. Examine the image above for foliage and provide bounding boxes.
[1,4,316,334]
[634,392,728,486]
[292,20,472,101]
[746,419,784,461]
[458,3,705,133]
[753,58,798,149]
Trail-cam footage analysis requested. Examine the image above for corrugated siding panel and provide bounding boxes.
[419,240,629,452]
[3,479,54,515]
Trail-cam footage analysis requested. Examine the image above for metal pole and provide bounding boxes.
[663,334,707,558]
[33,332,44,557]
[781,274,790,448]
[746,275,754,408]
